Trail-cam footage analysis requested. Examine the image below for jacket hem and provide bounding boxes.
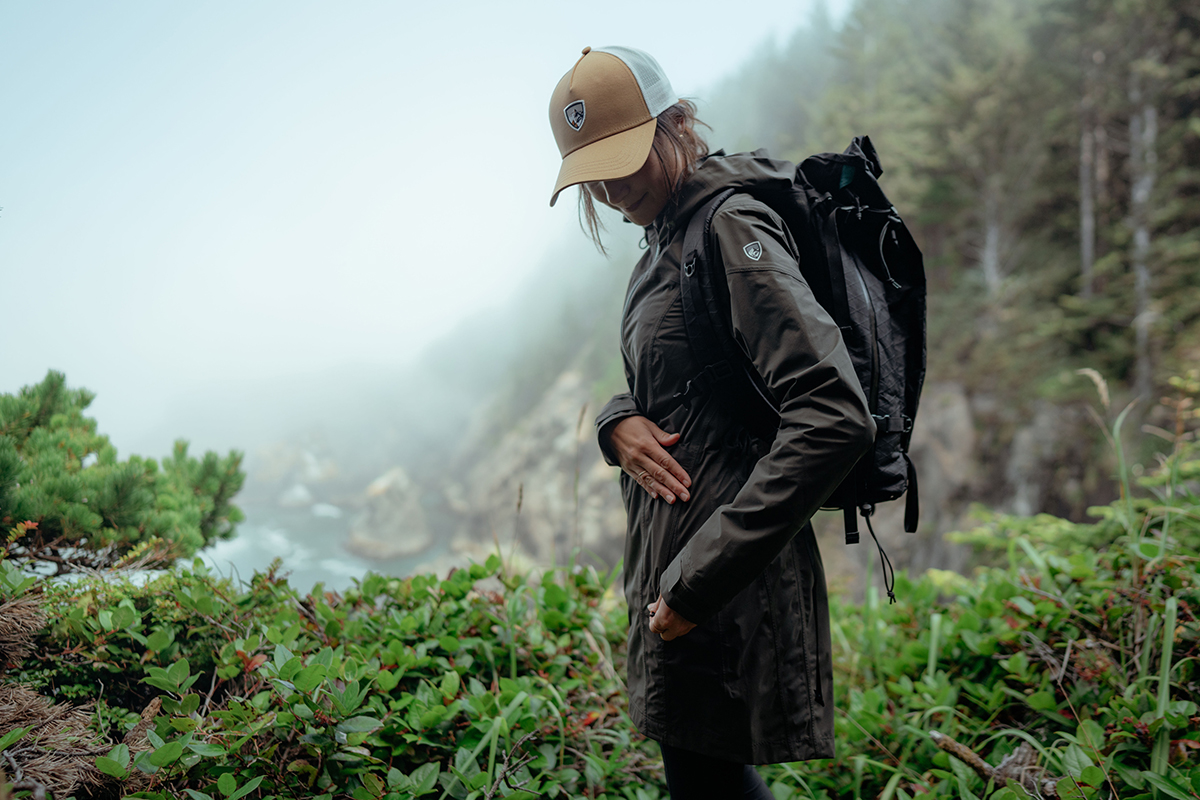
[632,706,834,765]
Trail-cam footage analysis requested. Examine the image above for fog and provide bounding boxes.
[2,0,844,588]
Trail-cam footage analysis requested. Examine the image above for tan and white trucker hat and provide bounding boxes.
[548,46,679,206]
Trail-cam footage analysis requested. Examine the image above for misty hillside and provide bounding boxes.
[243,0,1199,594]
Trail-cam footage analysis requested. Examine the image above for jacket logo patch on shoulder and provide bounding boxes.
[743,241,763,261]
[564,100,586,131]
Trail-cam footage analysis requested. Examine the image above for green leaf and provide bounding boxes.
[279,655,303,681]
[112,604,137,628]
[0,725,30,752]
[111,743,131,768]
[195,593,215,615]
[147,628,174,651]
[438,634,460,652]
[273,644,295,672]
[167,657,192,690]
[95,756,129,779]
[1080,766,1106,788]
[293,663,327,693]
[1136,540,1163,559]
[1055,776,1087,800]
[218,772,237,797]
[331,679,364,716]
[440,670,461,700]
[1076,720,1105,751]
[187,742,225,757]
[337,715,383,733]
[375,669,399,692]
[228,775,264,800]
[419,706,447,727]
[949,756,981,800]
[1028,691,1058,711]
[169,716,199,732]
[1009,596,1036,616]
[1141,772,1194,800]
[133,748,159,775]
[1168,700,1197,717]
[149,740,185,767]
[99,609,114,630]
[143,673,176,693]
[1061,743,1093,778]
[386,767,409,789]
[183,791,214,800]
[182,693,201,715]
[411,762,440,795]
[362,773,385,796]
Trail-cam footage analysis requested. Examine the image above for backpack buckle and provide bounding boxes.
[683,258,696,277]
[871,414,914,435]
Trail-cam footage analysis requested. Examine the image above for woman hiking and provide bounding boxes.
[547,46,876,798]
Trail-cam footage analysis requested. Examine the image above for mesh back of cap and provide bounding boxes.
[595,46,677,117]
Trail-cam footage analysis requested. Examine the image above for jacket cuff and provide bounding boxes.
[594,393,641,467]
[659,557,713,626]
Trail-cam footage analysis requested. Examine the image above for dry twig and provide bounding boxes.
[0,597,46,674]
[0,683,109,798]
[930,731,1063,797]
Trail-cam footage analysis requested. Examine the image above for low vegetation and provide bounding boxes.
[2,375,1198,799]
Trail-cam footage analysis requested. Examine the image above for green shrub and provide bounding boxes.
[4,555,661,800]
[754,374,1200,799]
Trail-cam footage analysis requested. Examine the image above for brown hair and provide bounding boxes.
[578,99,709,253]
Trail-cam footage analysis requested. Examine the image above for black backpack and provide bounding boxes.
[676,136,927,601]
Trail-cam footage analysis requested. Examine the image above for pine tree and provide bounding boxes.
[0,371,245,574]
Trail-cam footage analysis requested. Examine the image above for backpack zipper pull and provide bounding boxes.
[878,220,902,289]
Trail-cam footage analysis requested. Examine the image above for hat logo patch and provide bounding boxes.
[743,241,763,261]
[564,100,586,131]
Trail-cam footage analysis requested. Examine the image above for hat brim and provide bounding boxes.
[549,118,657,207]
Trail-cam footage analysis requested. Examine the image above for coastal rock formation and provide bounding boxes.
[344,466,432,559]
[457,369,626,569]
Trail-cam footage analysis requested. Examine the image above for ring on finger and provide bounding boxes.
[636,470,648,481]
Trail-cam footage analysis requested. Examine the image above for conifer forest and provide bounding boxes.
[2,1,1200,798]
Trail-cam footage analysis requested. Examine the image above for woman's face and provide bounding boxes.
[585,146,671,227]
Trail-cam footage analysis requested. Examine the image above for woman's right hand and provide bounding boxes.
[608,416,692,504]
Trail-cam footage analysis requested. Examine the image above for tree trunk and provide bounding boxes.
[981,187,1003,297]
[1079,55,1096,298]
[1129,68,1157,401]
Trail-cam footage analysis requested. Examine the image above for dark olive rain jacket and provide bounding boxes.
[594,151,876,764]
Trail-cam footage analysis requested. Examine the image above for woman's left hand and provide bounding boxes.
[647,594,696,640]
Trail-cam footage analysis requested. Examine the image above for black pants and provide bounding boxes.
[658,741,774,800]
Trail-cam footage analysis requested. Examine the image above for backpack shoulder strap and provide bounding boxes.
[671,188,744,408]
[676,189,780,435]
[680,188,739,371]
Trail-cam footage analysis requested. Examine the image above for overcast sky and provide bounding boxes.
[1,1,841,455]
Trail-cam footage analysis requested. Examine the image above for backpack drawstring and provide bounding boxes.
[864,509,896,604]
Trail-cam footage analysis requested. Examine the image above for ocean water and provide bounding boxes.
[198,503,447,594]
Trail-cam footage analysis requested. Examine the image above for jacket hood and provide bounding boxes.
[652,149,795,239]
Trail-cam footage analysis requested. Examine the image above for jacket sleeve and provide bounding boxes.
[595,393,641,467]
[660,198,876,625]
